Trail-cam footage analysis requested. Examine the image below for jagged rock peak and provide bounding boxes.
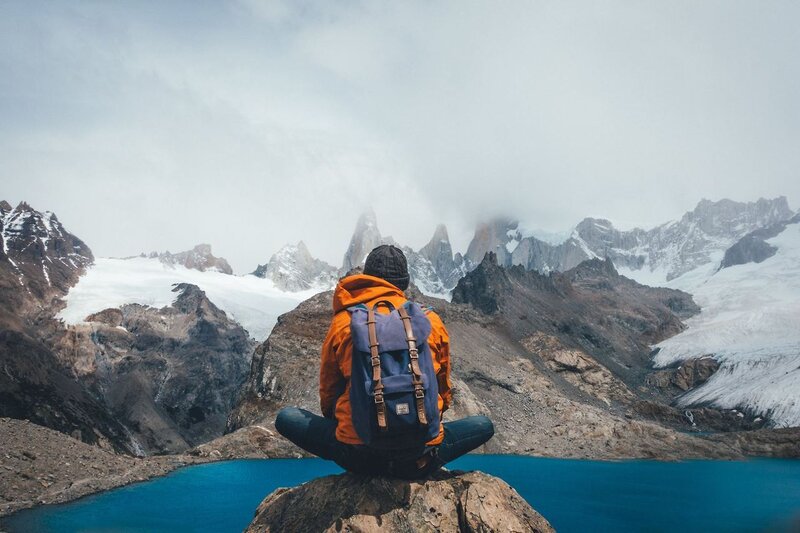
[451,252,512,314]
[0,201,93,300]
[420,223,452,260]
[170,282,230,321]
[415,223,467,293]
[465,218,520,268]
[252,241,337,292]
[246,470,554,533]
[144,244,233,275]
[569,257,619,277]
[341,209,382,272]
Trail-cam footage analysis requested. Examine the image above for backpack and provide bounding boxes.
[348,299,440,449]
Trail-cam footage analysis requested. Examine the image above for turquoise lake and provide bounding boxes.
[5,455,800,532]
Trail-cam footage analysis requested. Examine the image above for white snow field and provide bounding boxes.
[58,257,322,340]
[652,222,800,426]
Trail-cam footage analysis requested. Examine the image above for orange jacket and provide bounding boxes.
[320,274,452,445]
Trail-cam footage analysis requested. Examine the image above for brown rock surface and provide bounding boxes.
[0,417,200,517]
[245,470,554,533]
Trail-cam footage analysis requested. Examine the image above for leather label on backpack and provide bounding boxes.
[396,403,410,415]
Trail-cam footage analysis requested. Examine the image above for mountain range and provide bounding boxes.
[2,195,800,463]
[252,196,794,296]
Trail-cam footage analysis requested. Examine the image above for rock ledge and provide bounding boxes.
[246,470,554,532]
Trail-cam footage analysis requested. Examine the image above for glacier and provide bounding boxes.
[652,222,800,427]
[58,257,320,340]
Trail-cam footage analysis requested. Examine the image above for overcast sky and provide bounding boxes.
[2,1,798,273]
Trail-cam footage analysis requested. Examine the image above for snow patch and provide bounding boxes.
[58,257,320,340]
[653,223,800,426]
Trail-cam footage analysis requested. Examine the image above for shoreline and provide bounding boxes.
[3,417,800,522]
[6,453,800,531]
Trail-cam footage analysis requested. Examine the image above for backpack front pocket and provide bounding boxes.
[366,373,429,432]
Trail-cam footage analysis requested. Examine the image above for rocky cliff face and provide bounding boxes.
[246,470,554,533]
[144,244,233,274]
[341,210,383,273]
[0,202,136,452]
[418,224,467,291]
[56,283,255,454]
[452,253,699,383]
[1,203,254,455]
[339,211,465,296]
[464,218,518,268]
[252,241,337,291]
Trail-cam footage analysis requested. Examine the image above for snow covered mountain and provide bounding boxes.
[1,200,93,312]
[417,224,468,292]
[252,241,337,291]
[464,197,794,285]
[142,244,233,274]
[653,213,800,427]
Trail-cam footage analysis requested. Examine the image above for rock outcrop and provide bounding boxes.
[719,212,800,269]
[56,283,256,454]
[143,244,233,274]
[246,470,554,533]
[252,241,337,291]
[451,253,698,384]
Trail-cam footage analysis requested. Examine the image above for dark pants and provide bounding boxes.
[275,407,494,478]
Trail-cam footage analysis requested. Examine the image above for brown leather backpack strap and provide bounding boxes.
[397,305,428,425]
[368,302,392,431]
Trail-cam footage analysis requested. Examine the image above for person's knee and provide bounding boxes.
[475,415,495,440]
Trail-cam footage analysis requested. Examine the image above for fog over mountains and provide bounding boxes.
[254,196,795,297]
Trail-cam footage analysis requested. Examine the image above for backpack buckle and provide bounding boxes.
[374,392,384,404]
[414,388,425,400]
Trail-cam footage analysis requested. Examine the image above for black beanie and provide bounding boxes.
[364,245,410,290]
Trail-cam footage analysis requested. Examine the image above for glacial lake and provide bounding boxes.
[5,455,800,532]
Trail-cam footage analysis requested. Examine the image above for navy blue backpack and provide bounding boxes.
[348,300,440,449]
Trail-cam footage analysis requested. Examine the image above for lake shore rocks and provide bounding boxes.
[246,470,554,533]
[0,417,202,517]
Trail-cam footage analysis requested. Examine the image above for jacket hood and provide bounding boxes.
[332,274,406,312]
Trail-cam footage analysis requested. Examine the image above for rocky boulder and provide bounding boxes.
[246,470,554,533]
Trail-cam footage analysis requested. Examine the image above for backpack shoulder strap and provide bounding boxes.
[367,302,388,430]
[396,305,428,425]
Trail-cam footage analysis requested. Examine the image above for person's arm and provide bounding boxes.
[319,321,345,419]
[427,311,452,413]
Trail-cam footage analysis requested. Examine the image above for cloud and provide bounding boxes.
[1,1,798,272]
